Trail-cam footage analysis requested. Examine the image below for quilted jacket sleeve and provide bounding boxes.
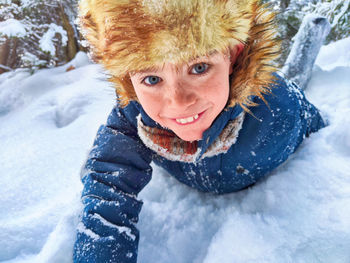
[291,81,327,136]
[73,104,153,263]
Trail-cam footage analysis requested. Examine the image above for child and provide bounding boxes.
[74,0,325,262]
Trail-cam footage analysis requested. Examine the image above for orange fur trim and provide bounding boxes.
[228,2,281,110]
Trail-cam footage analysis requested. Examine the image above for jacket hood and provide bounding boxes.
[79,0,280,109]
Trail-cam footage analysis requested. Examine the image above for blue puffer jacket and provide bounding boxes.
[73,74,325,262]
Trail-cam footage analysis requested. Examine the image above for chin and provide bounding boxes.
[175,131,203,142]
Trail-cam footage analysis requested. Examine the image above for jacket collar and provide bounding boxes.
[136,103,244,162]
[198,105,243,155]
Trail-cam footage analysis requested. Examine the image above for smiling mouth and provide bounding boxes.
[172,110,206,125]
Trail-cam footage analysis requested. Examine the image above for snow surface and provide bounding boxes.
[1,37,350,262]
[0,18,26,38]
[40,24,68,56]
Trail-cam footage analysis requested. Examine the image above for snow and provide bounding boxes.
[330,0,350,28]
[90,214,136,241]
[315,37,350,71]
[1,37,350,262]
[40,24,68,56]
[77,222,100,241]
[282,14,331,90]
[0,18,26,38]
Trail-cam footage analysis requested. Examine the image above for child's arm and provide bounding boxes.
[289,80,327,136]
[73,103,153,263]
[273,75,327,137]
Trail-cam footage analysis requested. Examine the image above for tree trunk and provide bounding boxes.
[0,39,10,74]
[59,3,79,62]
[8,37,18,68]
[0,37,18,74]
[280,0,290,11]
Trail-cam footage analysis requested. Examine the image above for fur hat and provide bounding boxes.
[79,0,280,109]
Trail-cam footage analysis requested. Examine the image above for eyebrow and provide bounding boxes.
[186,50,218,64]
[133,66,161,74]
[192,50,218,61]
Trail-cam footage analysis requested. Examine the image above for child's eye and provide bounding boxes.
[190,63,209,74]
[143,76,161,85]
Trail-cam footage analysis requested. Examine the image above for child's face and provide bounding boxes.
[130,51,236,141]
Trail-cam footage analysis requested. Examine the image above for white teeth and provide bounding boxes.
[176,114,199,124]
[187,117,194,122]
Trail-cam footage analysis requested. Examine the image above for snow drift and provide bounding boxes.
[0,37,350,262]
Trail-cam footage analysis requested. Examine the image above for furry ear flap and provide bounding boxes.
[234,44,245,60]
[229,43,245,74]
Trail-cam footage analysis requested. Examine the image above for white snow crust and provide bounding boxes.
[0,18,26,38]
[281,14,331,90]
[1,38,350,262]
[39,24,68,56]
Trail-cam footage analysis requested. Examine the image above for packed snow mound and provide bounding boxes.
[281,14,331,90]
[315,37,350,71]
[0,18,26,37]
[1,38,350,263]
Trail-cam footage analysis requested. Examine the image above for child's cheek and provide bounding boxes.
[136,91,166,125]
[202,76,230,104]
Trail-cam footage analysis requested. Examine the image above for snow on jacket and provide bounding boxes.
[73,74,325,262]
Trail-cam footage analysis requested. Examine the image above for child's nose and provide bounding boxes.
[166,82,197,109]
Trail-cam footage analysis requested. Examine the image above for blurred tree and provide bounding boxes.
[280,0,290,10]
[0,0,81,74]
[263,0,350,66]
[1,0,349,73]
[304,0,350,42]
